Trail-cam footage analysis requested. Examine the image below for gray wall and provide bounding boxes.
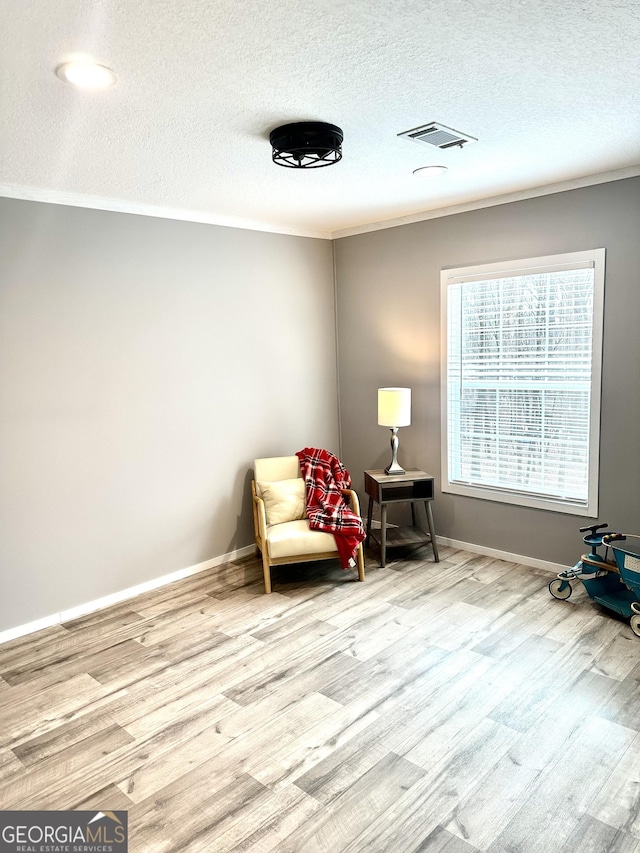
[335,177,640,567]
[2,178,638,632]
[0,198,338,632]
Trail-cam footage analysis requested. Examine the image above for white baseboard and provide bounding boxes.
[0,613,62,645]
[0,544,255,646]
[0,538,566,647]
[436,535,568,575]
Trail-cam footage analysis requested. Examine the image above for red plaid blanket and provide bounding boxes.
[296,448,365,569]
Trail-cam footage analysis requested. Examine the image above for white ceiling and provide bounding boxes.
[2,0,639,239]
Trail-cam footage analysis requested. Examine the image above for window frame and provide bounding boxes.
[440,248,605,517]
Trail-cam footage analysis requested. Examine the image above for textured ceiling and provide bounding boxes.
[2,0,639,238]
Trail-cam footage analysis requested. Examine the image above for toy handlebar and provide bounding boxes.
[579,523,608,535]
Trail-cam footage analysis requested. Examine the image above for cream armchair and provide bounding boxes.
[252,455,366,594]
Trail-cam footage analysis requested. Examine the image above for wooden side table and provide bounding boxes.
[364,469,439,568]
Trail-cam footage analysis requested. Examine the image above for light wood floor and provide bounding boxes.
[1,543,639,852]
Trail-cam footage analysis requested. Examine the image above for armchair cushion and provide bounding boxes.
[254,456,300,482]
[266,519,337,558]
[257,478,306,526]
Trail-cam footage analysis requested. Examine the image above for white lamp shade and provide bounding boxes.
[378,387,411,427]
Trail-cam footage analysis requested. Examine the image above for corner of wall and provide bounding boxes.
[332,239,343,459]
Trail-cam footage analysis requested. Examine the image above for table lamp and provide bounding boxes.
[378,387,411,475]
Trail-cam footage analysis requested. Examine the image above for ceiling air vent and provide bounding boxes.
[398,122,477,149]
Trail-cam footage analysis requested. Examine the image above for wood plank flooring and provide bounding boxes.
[1,544,639,852]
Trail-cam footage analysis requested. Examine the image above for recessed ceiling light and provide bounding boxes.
[413,166,448,178]
[56,62,117,90]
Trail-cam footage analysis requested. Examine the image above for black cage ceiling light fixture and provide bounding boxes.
[269,121,343,168]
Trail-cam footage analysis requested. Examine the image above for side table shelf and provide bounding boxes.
[364,469,439,568]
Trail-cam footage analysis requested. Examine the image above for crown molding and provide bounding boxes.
[2,165,638,243]
[330,165,640,239]
[0,184,332,240]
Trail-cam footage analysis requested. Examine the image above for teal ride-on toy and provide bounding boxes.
[549,523,640,637]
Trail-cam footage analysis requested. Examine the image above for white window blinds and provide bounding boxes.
[442,250,604,515]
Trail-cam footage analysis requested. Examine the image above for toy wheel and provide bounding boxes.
[631,601,640,615]
[630,615,640,638]
[549,579,572,600]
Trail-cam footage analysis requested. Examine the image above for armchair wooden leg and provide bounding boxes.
[261,550,272,594]
[356,543,365,582]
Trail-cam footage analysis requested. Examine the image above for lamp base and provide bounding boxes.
[384,461,406,476]
[384,428,405,475]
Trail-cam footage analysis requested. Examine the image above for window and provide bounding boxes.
[441,249,605,516]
